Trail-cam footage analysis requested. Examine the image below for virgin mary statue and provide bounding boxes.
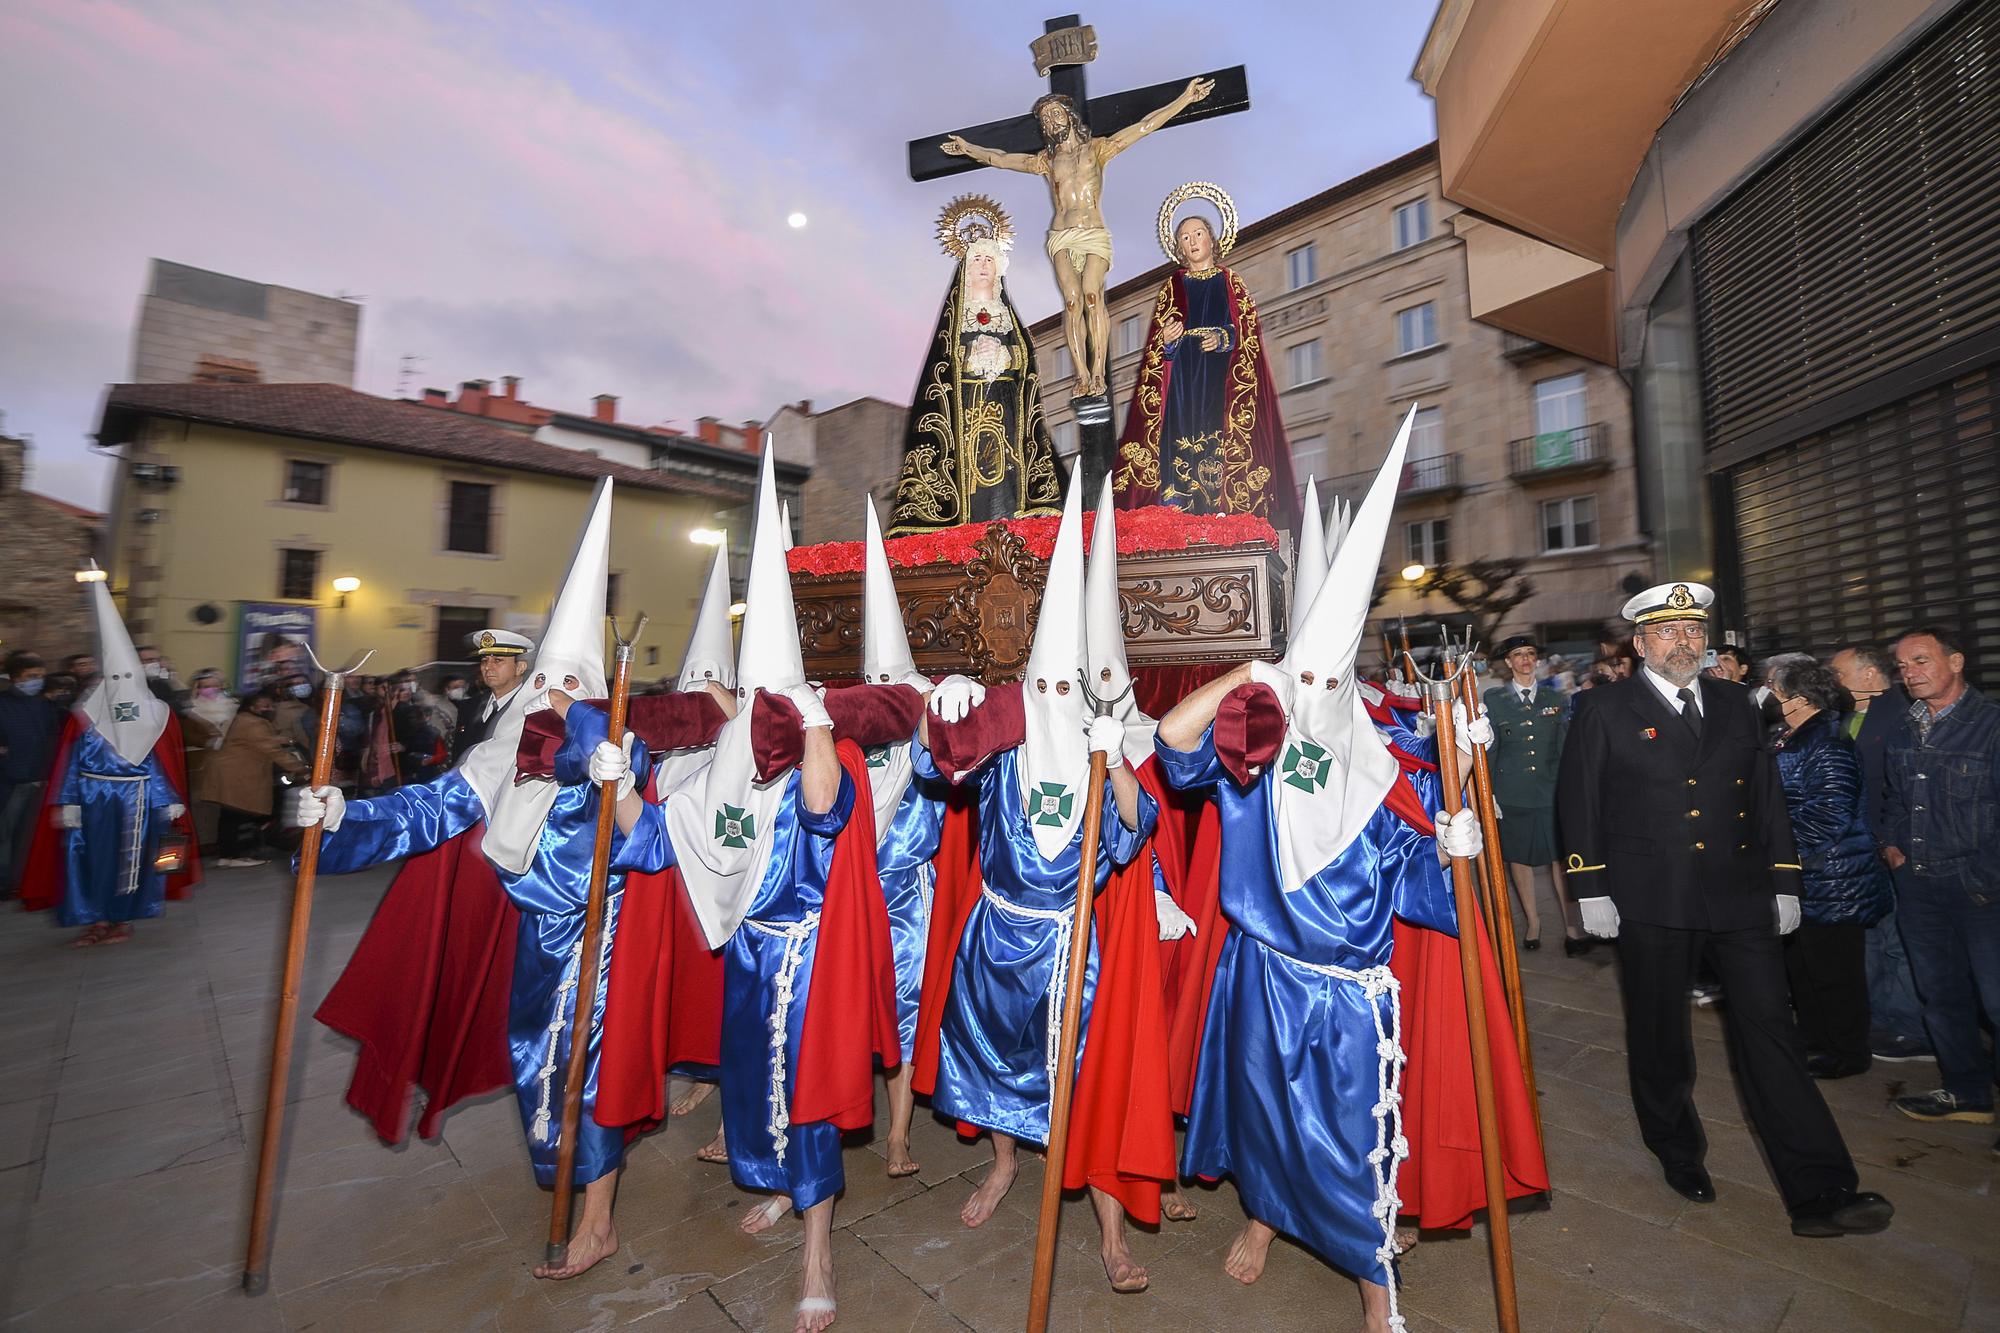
[888,196,1067,535]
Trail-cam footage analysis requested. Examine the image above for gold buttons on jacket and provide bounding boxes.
[1688,809,1701,818]
[1687,778,1698,787]
[1735,779,1746,787]
[1693,842,1707,851]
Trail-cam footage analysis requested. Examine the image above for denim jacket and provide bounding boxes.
[1882,687,2000,897]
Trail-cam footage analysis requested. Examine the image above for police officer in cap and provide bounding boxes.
[1557,581,1893,1236]
[1484,632,1589,954]
[453,628,533,758]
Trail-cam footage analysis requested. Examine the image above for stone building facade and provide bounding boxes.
[131,259,361,387]
[0,430,101,661]
[1029,143,1650,660]
[767,396,908,546]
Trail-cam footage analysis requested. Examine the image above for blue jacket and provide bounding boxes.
[1774,713,1891,926]
[0,688,63,785]
[1883,687,2000,900]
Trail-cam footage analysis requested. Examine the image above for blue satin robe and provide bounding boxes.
[1156,724,1455,1282]
[713,770,856,1211]
[317,704,666,1187]
[875,749,947,1062]
[55,729,180,927]
[914,745,1157,1145]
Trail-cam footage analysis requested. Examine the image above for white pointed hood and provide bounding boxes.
[676,546,736,694]
[861,495,920,841]
[1291,476,1328,629]
[1269,407,1418,895]
[1085,476,1156,770]
[780,500,796,552]
[1020,470,1090,860]
[461,477,612,876]
[1326,496,1353,559]
[76,571,169,767]
[668,444,801,947]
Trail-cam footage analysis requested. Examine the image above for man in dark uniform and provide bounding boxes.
[452,628,532,758]
[1484,633,1588,954]
[1558,581,1893,1236]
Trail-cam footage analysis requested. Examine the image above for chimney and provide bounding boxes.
[593,394,618,423]
[797,399,812,415]
[422,387,448,406]
[696,415,722,445]
[458,379,489,414]
[503,375,521,401]
[743,420,763,450]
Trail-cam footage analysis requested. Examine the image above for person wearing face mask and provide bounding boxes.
[136,644,184,709]
[1558,582,1893,1237]
[0,651,62,897]
[181,669,237,852]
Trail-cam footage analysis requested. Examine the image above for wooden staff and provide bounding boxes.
[1398,617,1419,686]
[1456,664,1542,1141]
[1425,670,1520,1333]
[244,648,372,1295]
[1381,630,1399,684]
[1025,705,1114,1333]
[546,614,647,1266]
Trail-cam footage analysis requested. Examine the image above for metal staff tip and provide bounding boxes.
[608,612,649,661]
[303,645,375,680]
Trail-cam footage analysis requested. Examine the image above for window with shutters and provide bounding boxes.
[279,548,319,601]
[1540,496,1597,553]
[1287,339,1324,388]
[1406,518,1448,567]
[282,459,328,507]
[1396,303,1438,355]
[1393,198,1431,250]
[1286,243,1317,291]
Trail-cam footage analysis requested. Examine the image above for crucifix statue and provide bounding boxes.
[908,15,1249,491]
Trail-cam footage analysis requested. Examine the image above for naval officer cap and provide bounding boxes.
[468,628,534,658]
[1621,581,1714,627]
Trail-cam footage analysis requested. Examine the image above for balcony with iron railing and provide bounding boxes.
[1401,451,1463,498]
[1507,423,1611,481]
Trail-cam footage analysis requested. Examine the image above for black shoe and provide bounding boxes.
[1523,935,1541,952]
[1662,1161,1715,1203]
[1806,1053,1871,1080]
[1894,1089,1996,1124]
[1790,1188,1893,1237]
[1869,1035,1933,1063]
[1563,936,1594,958]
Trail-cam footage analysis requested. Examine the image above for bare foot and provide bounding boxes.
[101,923,132,945]
[669,1080,715,1116]
[696,1127,728,1164]
[960,1154,1017,1228]
[742,1194,791,1235]
[533,1219,618,1280]
[1393,1225,1417,1255]
[795,1250,836,1332]
[885,1137,920,1179]
[70,924,109,949]
[1101,1239,1148,1293]
[1162,1187,1198,1222]
[1224,1219,1277,1285]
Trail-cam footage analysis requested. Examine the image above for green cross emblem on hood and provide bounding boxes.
[1030,781,1074,827]
[864,745,891,769]
[714,804,755,848]
[112,701,140,723]
[1281,740,1331,793]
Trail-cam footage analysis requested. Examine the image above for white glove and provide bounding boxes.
[1385,676,1421,700]
[1578,896,1621,939]
[1775,894,1802,935]
[1454,701,1494,749]
[928,674,986,724]
[777,682,832,731]
[889,669,932,694]
[164,803,187,822]
[292,785,346,832]
[589,736,638,801]
[54,805,82,830]
[1088,713,1126,763]
[1246,659,1294,714]
[1435,807,1484,862]
[1155,889,1197,942]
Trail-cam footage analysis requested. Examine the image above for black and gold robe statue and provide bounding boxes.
[887,264,1066,535]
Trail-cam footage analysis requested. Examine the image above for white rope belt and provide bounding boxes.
[979,884,1075,1106]
[744,910,821,1165]
[529,915,617,1150]
[82,770,148,896]
[1267,945,1410,1332]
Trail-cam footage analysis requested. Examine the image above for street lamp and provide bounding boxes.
[690,528,725,546]
[1401,562,1426,583]
[74,567,109,584]
[728,600,747,618]
[332,575,361,609]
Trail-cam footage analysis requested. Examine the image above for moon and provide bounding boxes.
[786,211,808,230]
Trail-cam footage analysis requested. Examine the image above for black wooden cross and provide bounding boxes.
[905,14,1250,182]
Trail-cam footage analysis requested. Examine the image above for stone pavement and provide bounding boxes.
[2,863,1996,1332]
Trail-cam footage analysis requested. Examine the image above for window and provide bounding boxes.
[606,572,621,617]
[1393,198,1431,250]
[279,548,319,601]
[1540,495,1598,552]
[283,459,327,506]
[1051,419,1079,458]
[1405,519,1449,568]
[1410,407,1444,460]
[1395,303,1438,355]
[446,481,495,554]
[1286,339,1323,388]
[1290,433,1327,481]
[1118,314,1146,357]
[1286,242,1317,291]
[1534,372,1588,435]
[1049,344,1072,381]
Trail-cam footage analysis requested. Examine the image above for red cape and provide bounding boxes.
[314,823,520,1142]
[592,863,725,1131]
[18,711,202,912]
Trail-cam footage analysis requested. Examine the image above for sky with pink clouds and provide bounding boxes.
[0,0,1437,508]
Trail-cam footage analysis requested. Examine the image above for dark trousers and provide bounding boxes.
[1615,920,1858,1208]
[1783,922,1869,1066]
[1897,870,2000,1108]
[217,806,267,859]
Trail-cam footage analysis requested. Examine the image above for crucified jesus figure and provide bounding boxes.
[942,76,1214,399]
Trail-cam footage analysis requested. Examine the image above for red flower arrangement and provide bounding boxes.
[787,506,1279,578]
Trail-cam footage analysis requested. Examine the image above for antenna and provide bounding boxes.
[396,354,427,399]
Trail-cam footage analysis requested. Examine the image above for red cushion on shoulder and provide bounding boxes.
[824,683,926,748]
[751,690,804,782]
[926,682,1026,780]
[627,691,727,754]
[1214,682,1286,787]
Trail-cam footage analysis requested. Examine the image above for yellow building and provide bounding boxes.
[94,382,737,686]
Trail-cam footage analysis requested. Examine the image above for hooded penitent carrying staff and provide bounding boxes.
[243,646,373,1294]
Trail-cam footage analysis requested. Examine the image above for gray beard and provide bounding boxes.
[1649,660,1700,688]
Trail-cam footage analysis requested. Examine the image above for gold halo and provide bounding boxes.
[1157,181,1239,265]
[936,194,1015,261]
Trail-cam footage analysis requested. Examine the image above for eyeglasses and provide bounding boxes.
[1641,623,1709,642]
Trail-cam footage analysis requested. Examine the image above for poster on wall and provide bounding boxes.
[237,603,317,689]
